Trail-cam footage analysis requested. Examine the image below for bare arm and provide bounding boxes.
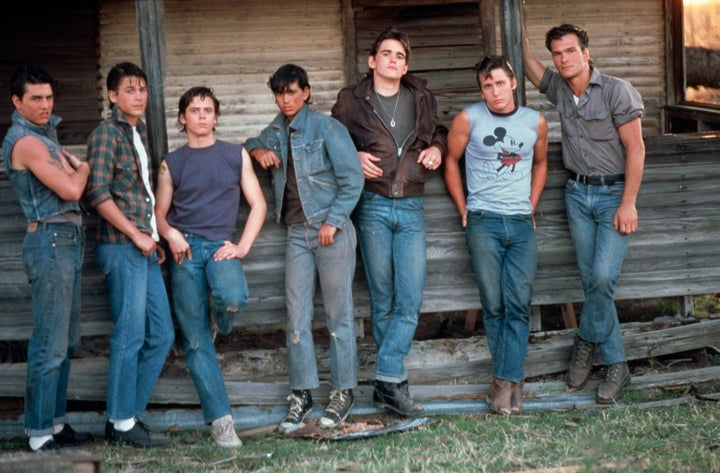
[214,147,267,261]
[154,160,191,264]
[615,117,645,235]
[530,114,549,214]
[443,110,471,228]
[520,6,547,88]
[11,136,89,201]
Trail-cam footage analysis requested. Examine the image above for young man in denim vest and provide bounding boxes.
[3,65,93,451]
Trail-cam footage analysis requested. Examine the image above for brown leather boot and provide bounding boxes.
[511,380,524,414]
[486,378,515,416]
[566,334,597,390]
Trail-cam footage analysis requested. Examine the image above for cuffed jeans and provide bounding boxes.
[354,191,426,383]
[169,234,248,424]
[96,243,174,420]
[466,210,536,382]
[285,220,358,390]
[565,179,630,365]
[23,223,84,436]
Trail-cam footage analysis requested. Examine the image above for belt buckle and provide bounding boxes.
[577,174,587,184]
[27,222,38,233]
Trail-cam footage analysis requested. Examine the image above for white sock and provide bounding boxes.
[110,417,136,432]
[53,423,64,435]
[29,434,53,451]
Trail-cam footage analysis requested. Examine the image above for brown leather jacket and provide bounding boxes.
[331,73,448,198]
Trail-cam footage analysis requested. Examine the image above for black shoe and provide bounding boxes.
[279,390,314,432]
[373,380,424,417]
[105,420,171,448]
[319,388,355,429]
[53,424,94,447]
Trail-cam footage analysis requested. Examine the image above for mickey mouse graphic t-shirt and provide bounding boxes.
[464,101,540,215]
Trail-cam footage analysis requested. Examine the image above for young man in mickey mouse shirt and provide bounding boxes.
[444,56,548,416]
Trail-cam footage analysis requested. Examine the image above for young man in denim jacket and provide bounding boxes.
[246,64,363,432]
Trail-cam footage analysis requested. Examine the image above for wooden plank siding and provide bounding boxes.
[1,132,719,342]
[0,1,100,145]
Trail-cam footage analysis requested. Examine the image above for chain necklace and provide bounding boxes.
[374,88,401,128]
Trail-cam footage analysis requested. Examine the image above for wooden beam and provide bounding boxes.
[135,0,168,167]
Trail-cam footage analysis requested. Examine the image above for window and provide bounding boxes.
[683,0,720,105]
[665,0,720,132]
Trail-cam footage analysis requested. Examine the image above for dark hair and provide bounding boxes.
[9,65,54,98]
[545,24,590,51]
[106,62,147,107]
[177,86,220,133]
[545,24,593,68]
[474,56,516,87]
[267,64,312,104]
[369,26,411,64]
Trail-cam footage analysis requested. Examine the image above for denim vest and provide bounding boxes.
[2,110,81,222]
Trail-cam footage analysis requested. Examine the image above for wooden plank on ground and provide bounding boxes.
[0,318,718,404]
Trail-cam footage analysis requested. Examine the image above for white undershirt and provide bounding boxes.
[132,127,159,241]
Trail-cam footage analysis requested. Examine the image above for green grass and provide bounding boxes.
[2,396,719,472]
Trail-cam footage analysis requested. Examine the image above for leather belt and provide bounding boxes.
[571,173,625,186]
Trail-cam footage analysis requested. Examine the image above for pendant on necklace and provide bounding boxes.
[390,119,396,128]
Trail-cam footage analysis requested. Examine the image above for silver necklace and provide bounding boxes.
[374,88,401,128]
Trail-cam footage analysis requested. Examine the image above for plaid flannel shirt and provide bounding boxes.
[86,107,156,244]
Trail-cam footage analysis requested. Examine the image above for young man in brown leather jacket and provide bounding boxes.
[332,26,447,417]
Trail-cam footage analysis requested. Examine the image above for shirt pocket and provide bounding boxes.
[579,109,615,141]
[112,160,139,192]
[300,139,330,175]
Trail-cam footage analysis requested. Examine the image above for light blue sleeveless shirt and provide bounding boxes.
[464,102,539,215]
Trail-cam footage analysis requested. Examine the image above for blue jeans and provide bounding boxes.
[96,243,175,420]
[354,191,426,383]
[169,234,248,424]
[565,179,630,365]
[285,220,358,390]
[22,223,84,436]
[466,211,536,383]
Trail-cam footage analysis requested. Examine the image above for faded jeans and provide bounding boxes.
[354,191,426,383]
[23,223,84,436]
[96,243,175,420]
[169,234,249,424]
[285,220,358,390]
[565,179,630,365]
[466,210,536,382]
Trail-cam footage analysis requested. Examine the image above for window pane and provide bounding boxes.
[684,0,720,105]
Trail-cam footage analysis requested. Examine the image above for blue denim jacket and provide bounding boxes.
[3,110,81,222]
[245,104,363,228]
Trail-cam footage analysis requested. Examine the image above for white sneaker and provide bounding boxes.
[211,414,242,448]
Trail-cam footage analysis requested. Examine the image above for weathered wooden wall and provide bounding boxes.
[0,1,100,145]
[1,132,719,343]
[94,0,665,150]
